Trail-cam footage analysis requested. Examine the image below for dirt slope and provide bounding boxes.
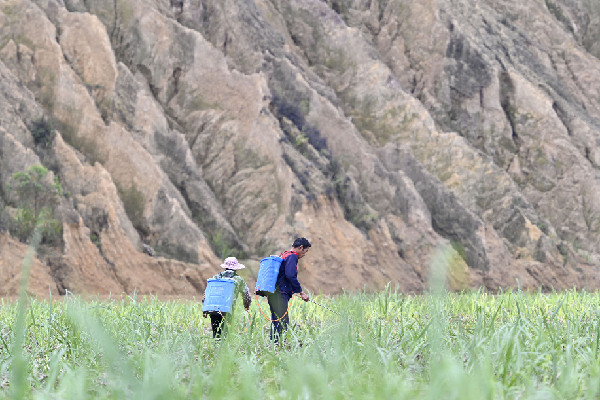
[1,0,600,296]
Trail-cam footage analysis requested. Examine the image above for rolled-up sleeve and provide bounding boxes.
[284,255,303,294]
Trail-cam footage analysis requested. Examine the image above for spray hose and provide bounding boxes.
[252,292,348,322]
[218,294,348,334]
[202,296,297,333]
[254,292,301,322]
[236,293,300,334]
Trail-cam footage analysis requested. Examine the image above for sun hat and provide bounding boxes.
[220,256,245,270]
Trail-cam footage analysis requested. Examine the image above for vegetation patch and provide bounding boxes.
[208,229,246,260]
[116,181,147,235]
[582,191,600,233]
[341,94,403,146]
[29,117,56,148]
[334,175,378,231]
[6,165,62,244]
[0,290,599,398]
[188,93,221,111]
[321,48,353,73]
[270,94,328,155]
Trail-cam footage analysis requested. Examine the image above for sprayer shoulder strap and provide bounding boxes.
[279,250,297,260]
[279,250,299,274]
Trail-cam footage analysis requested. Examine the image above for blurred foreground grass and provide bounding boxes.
[0,288,599,399]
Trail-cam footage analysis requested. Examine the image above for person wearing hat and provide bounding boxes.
[203,256,252,338]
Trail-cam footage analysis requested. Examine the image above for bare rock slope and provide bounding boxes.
[0,0,599,296]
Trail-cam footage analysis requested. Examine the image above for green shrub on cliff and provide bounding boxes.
[30,117,56,149]
[6,164,62,244]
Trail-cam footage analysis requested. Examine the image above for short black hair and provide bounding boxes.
[292,237,311,249]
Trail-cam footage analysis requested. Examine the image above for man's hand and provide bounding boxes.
[300,292,309,302]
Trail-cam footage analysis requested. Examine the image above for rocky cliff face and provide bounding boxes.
[0,0,599,296]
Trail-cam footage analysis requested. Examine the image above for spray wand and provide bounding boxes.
[309,299,352,323]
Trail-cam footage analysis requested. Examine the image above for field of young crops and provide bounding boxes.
[1,285,600,399]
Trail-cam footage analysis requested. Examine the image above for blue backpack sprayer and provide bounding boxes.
[202,278,236,313]
[255,255,285,296]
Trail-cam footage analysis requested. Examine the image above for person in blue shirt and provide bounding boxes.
[268,237,311,341]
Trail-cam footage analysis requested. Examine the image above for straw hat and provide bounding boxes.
[220,256,245,270]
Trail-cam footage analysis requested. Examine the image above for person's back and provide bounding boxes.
[211,269,251,314]
[275,250,302,295]
[204,257,251,338]
[268,238,311,342]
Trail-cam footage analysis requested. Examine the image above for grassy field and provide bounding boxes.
[0,239,596,399]
[0,286,600,399]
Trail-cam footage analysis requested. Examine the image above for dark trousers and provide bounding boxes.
[268,289,291,341]
[210,313,224,338]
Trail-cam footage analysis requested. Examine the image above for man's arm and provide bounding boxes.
[284,255,303,294]
[284,254,309,301]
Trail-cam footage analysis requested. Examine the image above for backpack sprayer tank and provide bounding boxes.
[202,278,236,313]
[255,256,283,296]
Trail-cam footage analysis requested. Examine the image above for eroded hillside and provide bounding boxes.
[1,0,600,296]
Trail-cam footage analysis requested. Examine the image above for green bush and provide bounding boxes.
[7,165,62,244]
[30,117,56,148]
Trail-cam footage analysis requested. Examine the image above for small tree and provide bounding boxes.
[7,165,62,243]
